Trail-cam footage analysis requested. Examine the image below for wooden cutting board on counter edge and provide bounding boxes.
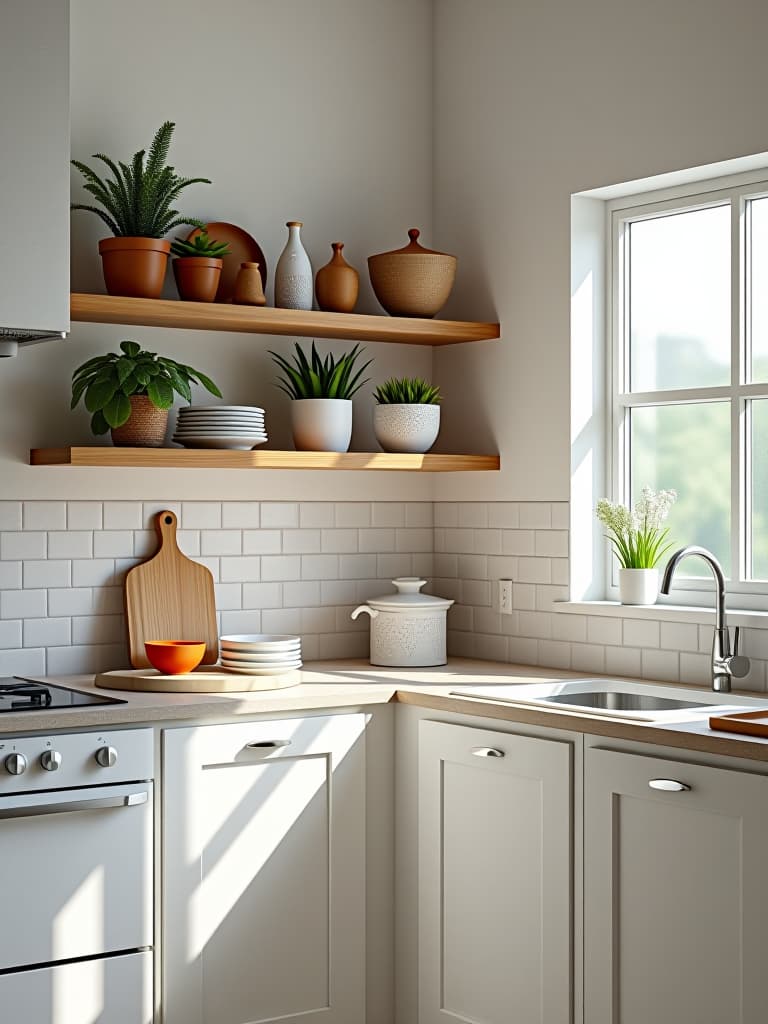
[708,709,768,737]
[125,509,219,669]
[95,667,301,694]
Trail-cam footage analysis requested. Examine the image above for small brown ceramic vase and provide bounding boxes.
[315,242,359,313]
[232,262,267,306]
[98,237,171,299]
[172,256,223,303]
[110,395,169,448]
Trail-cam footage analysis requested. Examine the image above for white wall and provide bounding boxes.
[0,0,436,502]
[432,0,768,501]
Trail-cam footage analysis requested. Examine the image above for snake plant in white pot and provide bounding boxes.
[596,487,677,605]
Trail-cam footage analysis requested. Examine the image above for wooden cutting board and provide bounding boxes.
[95,667,300,694]
[125,510,218,668]
[709,709,768,738]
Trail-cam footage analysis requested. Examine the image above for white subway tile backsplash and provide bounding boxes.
[221,502,259,529]
[519,503,552,529]
[214,583,243,610]
[0,647,45,676]
[502,530,535,555]
[371,503,406,528]
[46,643,127,676]
[261,503,299,528]
[262,608,302,634]
[301,606,336,634]
[659,621,699,653]
[181,502,222,530]
[71,559,115,587]
[551,613,588,643]
[2,532,47,560]
[488,503,520,529]
[0,562,21,590]
[259,555,302,581]
[472,529,502,555]
[282,529,322,554]
[586,616,622,646]
[24,617,71,647]
[23,502,66,531]
[0,502,22,531]
[1,589,47,619]
[462,579,492,607]
[518,610,553,640]
[377,553,413,579]
[396,528,433,553]
[93,531,135,558]
[405,503,433,528]
[358,529,396,553]
[47,531,92,559]
[67,502,103,530]
[220,609,262,635]
[48,588,94,617]
[458,503,488,529]
[537,639,571,670]
[242,582,283,608]
[220,556,261,583]
[434,502,458,528]
[335,503,371,528]
[641,648,679,682]
[516,557,551,584]
[339,554,377,580]
[321,580,357,605]
[301,554,339,580]
[283,581,321,608]
[321,529,358,554]
[23,560,70,589]
[299,503,335,529]
[571,643,606,674]
[623,618,660,649]
[550,503,570,530]
[103,502,144,530]
[535,530,568,558]
[242,530,282,555]
[605,645,642,678]
[0,621,22,648]
[458,554,488,580]
[200,530,242,556]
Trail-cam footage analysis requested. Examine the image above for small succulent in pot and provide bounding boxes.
[71,340,222,448]
[269,341,372,452]
[70,121,210,299]
[372,376,441,454]
[170,232,231,303]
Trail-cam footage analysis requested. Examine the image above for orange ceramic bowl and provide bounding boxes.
[144,640,206,675]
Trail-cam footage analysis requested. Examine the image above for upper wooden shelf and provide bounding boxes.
[70,293,500,347]
[30,448,500,472]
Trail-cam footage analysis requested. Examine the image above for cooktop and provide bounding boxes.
[0,677,125,713]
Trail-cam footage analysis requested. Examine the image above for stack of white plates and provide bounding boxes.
[173,405,268,450]
[219,634,302,675]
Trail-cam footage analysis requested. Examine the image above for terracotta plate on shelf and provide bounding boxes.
[187,222,267,302]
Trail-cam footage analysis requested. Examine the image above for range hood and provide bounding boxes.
[0,327,67,359]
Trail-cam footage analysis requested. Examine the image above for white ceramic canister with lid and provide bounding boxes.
[351,578,454,667]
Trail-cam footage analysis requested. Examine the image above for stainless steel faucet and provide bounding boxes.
[660,545,750,693]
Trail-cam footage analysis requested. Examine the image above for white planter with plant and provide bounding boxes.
[372,377,441,454]
[596,487,677,605]
[270,341,371,452]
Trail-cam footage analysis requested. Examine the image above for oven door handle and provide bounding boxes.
[0,790,148,819]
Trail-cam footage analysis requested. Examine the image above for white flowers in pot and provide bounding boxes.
[596,487,677,605]
[270,341,371,452]
[372,377,441,454]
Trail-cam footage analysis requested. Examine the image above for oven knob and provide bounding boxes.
[40,750,62,772]
[95,746,117,768]
[5,753,27,775]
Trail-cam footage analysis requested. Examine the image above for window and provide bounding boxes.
[609,173,768,604]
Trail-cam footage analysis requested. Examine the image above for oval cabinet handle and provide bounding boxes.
[649,778,691,792]
[247,740,292,750]
[471,746,505,758]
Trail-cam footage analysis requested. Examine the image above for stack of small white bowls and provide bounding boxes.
[173,405,268,450]
[219,634,302,675]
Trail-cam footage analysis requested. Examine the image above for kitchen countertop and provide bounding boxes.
[5,658,768,762]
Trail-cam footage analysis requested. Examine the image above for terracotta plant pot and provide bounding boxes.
[110,395,169,448]
[99,237,171,299]
[172,256,223,303]
[315,242,359,313]
[368,228,456,318]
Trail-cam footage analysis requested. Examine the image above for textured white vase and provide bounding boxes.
[274,220,313,310]
[291,398,352,452]
[619,567,659,605]
[373,404,440,453]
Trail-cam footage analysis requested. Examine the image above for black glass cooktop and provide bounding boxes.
[0,678,125,713]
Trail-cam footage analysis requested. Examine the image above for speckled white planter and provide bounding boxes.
[373,403,440,453]
[291,398,352,452]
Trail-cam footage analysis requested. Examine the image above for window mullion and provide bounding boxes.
[738,192,750,582]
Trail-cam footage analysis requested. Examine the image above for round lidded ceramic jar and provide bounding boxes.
[367,229,456,318]
[351,577,454,667]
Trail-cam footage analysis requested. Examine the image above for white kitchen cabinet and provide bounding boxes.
[162,714,367,1024]
[418,719,573,1024]
[585,746,768,1024]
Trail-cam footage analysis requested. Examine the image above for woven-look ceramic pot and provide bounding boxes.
[368,228,456,318]
[110,395,169,448]
[351,578,454,667]
[99,237,171,299]
[373,403,440,453]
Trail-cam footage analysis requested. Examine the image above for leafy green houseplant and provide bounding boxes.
[170,231,231,303]
[71,340,222,448]
[372,376,442,454]
[269,341,371,453]
[71,121,211,299]
[596,487,677,605]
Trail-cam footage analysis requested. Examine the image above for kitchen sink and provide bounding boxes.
[541,690,710,712]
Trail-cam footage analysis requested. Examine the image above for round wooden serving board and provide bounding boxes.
[95,667,301,694]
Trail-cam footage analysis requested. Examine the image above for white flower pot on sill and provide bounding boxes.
[619,567,659,605]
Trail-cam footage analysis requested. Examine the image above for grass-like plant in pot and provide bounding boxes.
[270,341,371,452]
[372,377,441,454]
[71,340,222,448]
[596,487,677,605]
[170,232,231,303]
[71,121,210,299]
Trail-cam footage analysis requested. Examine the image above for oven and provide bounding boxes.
[0,727,154,1023]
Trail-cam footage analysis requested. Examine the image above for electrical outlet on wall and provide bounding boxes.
[499,579,513,615]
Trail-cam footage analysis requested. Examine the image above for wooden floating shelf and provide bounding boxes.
[30,448,501,472]
[70,293,500,347]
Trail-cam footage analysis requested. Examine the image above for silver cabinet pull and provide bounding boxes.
[0,790,148,820]
[247,740,292,750]
[471,746,505,758]
[649,779,691,792]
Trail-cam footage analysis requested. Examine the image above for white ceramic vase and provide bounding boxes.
[373,404,440,453]
[619,567,659,605]
[274,220,313,310]
[291,398,352,452]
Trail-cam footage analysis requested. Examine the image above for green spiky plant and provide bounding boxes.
[270,341,372,400]
[71,121,209,237]
[170,232,231,259]
[71,340,222,435]
[373,377,441,405]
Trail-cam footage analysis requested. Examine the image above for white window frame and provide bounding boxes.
[607,168,768,610]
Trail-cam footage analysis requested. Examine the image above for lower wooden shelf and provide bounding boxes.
[30,448,501,472]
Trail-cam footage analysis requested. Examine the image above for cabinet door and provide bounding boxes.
[419,720,572,1024]
[585,747,768,1024]
[163,714,366,1024]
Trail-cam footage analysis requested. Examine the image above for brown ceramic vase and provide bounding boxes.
[99,237,171,299]
[315,242,359,313]
[367,228,456,318]
[232,262,267,306]
[110,395,169,448]
[172,256,223,303]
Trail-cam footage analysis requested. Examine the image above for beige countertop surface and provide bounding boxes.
[6,658,768,762]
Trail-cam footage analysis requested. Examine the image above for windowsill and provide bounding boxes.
[555,600,768,629]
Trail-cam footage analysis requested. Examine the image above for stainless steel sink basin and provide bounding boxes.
[542,690,710,712]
